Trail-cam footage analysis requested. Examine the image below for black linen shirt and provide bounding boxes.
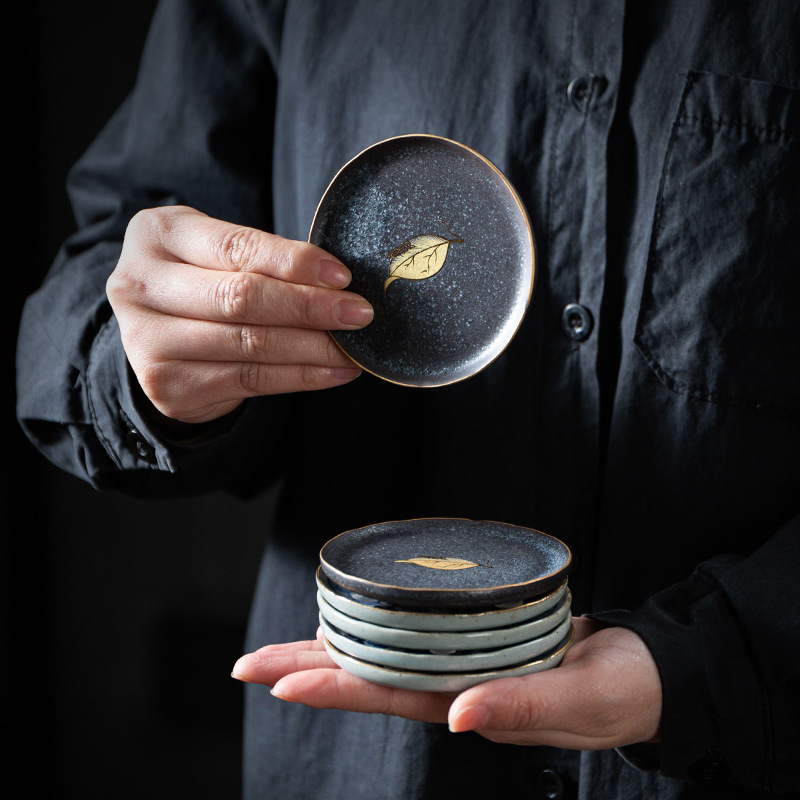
[16,1,800,798]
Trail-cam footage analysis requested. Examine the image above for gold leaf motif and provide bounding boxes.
[394,557,480,570]
[384,222,463,293]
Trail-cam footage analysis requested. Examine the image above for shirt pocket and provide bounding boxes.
[634,70,800,421]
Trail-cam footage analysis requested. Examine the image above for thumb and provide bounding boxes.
[447,623,662,750]
[447,669,574,736]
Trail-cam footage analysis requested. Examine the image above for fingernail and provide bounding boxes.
[449,704,489,733]
[231,655,251,681]
[270,680,290,700]
[337,299,374,327]
[318,259,351,288]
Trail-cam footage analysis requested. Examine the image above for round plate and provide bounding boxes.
[320,610,572,672]
[309,134,535,387]
[322,628,573,692]
[316,568,569,631]
[319,518,572,607]
[317,589,571,651]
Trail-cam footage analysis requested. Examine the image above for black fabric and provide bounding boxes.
[16,1,800,797]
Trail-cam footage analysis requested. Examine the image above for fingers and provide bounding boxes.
[231,638,454,724]
[135,359,362,421]
[240,625,663,752]
[107,206,374,419]
[271,669,455,724]
[110,258,373,331]
[126,205,351,287]
[232,639,335,686]
[127,314,353,366]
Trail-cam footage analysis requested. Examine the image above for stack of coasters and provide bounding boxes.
[317,518,573,692]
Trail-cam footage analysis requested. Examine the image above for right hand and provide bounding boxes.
[106,206,372,424]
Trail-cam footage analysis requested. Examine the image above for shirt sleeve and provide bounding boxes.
[591,512,800,793]
[16,0,290,495]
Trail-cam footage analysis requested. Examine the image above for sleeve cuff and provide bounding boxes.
[86,314,177,475]
[589,566,765,789]
[85,314,290,494]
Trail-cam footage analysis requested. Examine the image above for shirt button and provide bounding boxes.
[561,303,593,342]
[534,767,564,800]
[687,753,732,783]
[126,430,156,464]
[566,75,595,113]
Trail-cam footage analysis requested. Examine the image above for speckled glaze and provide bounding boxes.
[319,518,572,607]
[309,135,535,386]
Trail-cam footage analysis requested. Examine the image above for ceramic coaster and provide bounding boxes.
[309,134,535,387]
[319,612,572,672]
[320,518,571,608]
[322,627,574,692]
[316,589,571,651]
[316,568,569,631]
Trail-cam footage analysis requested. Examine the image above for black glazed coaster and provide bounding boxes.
[309,135,535,387]
[319,518,571,608]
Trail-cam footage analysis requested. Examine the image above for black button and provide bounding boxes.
[687,753,732,783]
[561,303,593,342]
[534,768,564,800]
[126,430,156,464]
[567,75,595,113]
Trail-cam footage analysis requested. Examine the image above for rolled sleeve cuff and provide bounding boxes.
[85,314,285,496]
[86,314,176,474]
[589,568,767,790]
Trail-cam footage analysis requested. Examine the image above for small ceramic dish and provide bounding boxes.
[317,567,568,631]
[309,134,535,387]
[317,589,572,651]
[322,627,574,692]
[320,518,572,608]
[319,613,572,672]
[316,568,569,631]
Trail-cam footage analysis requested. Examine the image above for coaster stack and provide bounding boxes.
[317,518,573,692]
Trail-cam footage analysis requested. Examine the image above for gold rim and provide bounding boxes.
[318,517,572,597]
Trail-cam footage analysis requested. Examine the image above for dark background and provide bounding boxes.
[5,3,275,796]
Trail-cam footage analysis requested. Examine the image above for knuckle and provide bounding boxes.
[237,324,272,361]
[126,205,182,246]
[213,224,262,272]
[213,272,254,319]
[296,365,323,392]
[267,238,301,280]
[105,269,126,304]
[292,286,321,328]
[137,361,174,409]
[506,684,548,731]
[237,361,265,396]
[106,263,146,308]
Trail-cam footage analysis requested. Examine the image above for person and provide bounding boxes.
[16,1,800,798]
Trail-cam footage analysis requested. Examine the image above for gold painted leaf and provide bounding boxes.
[394,557,480,570]
[384,225,463,293]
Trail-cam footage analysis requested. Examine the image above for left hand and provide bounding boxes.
[231,617,662,749]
